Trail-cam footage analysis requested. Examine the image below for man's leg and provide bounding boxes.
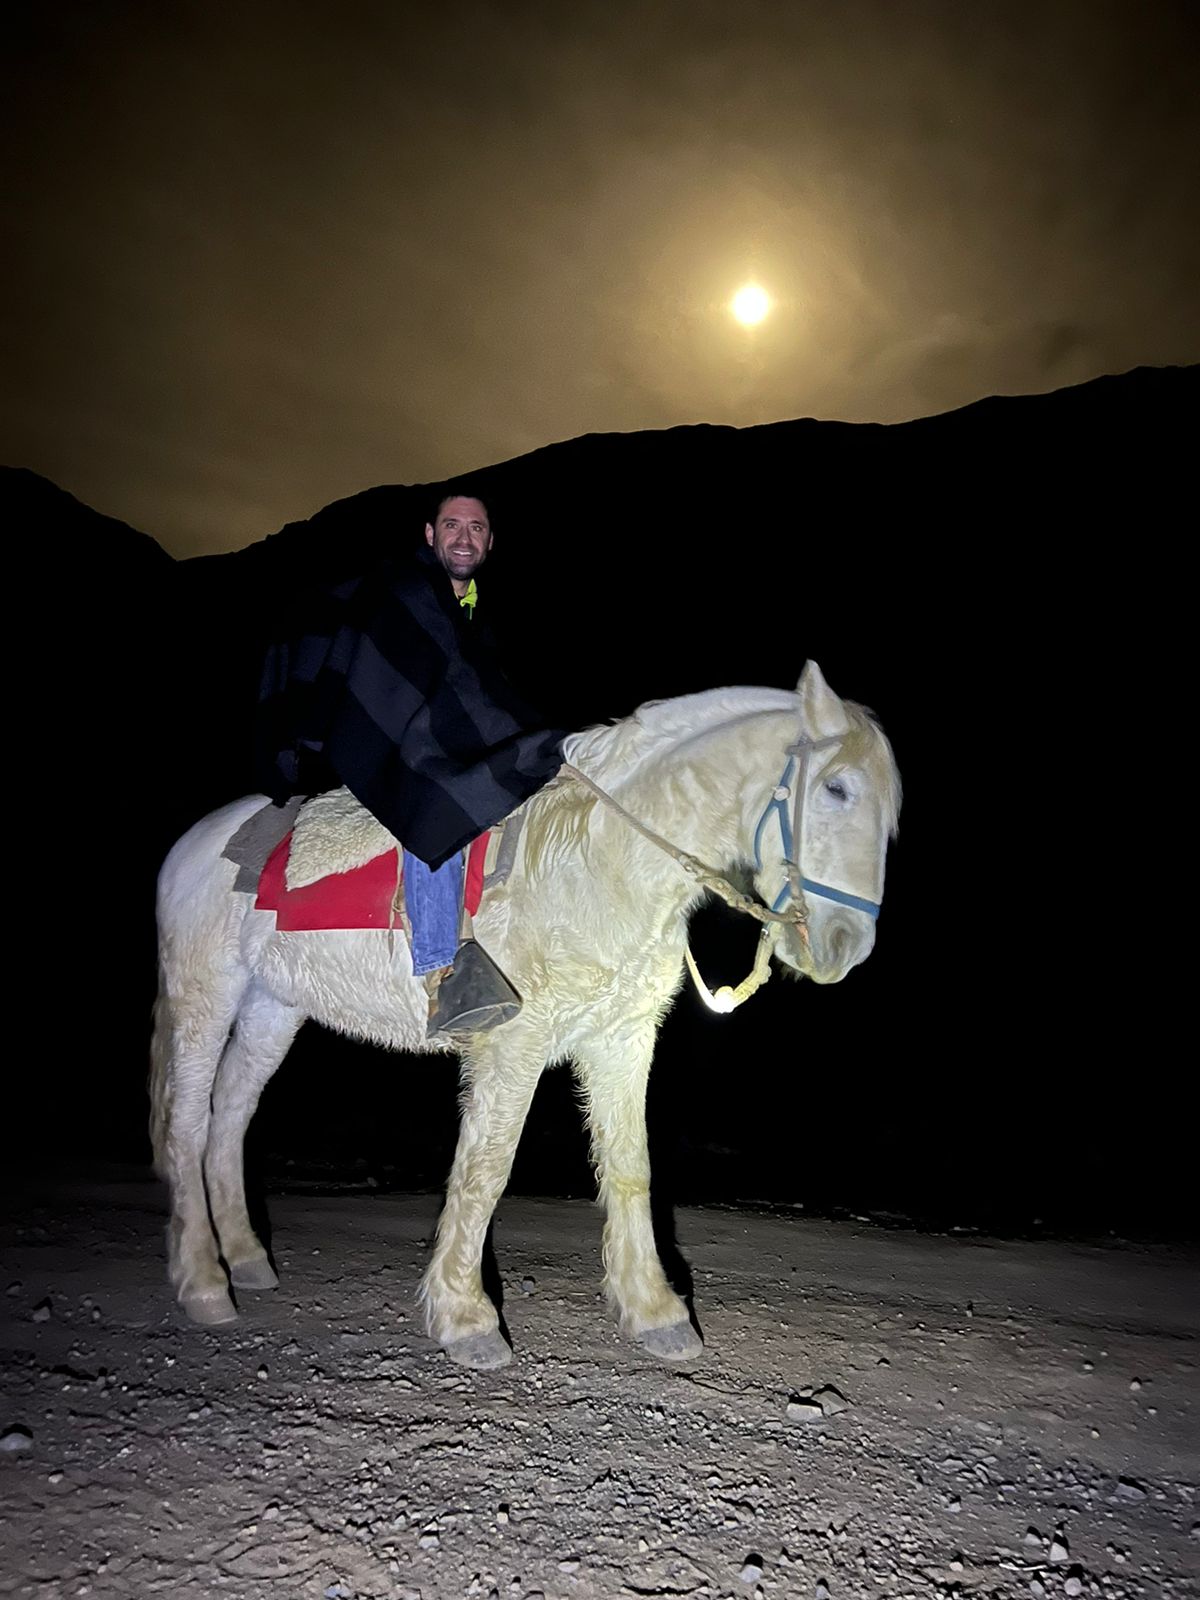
[405,852,463,978]
[405,851,522,1035]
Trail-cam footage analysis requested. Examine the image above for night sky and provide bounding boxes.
[6,1,1198,556]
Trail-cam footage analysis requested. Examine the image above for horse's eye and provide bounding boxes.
[825,780,848,801]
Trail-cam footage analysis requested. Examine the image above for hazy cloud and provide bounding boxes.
[4,0,1197,552]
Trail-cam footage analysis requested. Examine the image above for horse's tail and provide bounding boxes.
[147,970,175,1181]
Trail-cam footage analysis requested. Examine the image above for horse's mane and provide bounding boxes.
[563,685,799,781]
[523,686,900,878]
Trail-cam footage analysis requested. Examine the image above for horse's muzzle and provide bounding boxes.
[785,913,875,985]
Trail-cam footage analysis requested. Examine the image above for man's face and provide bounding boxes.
[425,496,493,587]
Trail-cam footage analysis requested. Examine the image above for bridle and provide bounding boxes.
[755,736,883,923]
[561,718,882,1013]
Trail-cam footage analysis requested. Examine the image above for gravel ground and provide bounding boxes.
[1,1175,1196,1599]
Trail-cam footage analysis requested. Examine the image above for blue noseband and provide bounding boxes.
[753,757,881,921]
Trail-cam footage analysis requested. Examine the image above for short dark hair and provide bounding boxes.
[429,485,493,529]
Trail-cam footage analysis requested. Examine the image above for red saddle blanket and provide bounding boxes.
[255,831,490,932]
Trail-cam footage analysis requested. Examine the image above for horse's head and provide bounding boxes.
[749,661,900,986]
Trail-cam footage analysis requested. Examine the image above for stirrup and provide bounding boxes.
[426,940,522,1037]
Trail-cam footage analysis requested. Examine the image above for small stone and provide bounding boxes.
[557,1558,580,1573]
[1049,1536,1069,1563]
[737,1556,764,1583]
[520,1277,535,1295]
[5,1282,20,1297]
[815,1583,831,1600]
[1024,1527,1043,1547]
[1064,1577,1083,1598]
[0,1425,33,1454]
[786,1398,824,1423]
[1129,1377,1141,1391]
[947,1495,961,1513]
[496,1504,509,1524]
[1029,1582,1045,1599]
[32,1299,52,1323]
[256,1365,268,1379]
[949,1555,964,1572]
[418,1529,440,1551]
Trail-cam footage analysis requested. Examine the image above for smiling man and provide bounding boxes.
[426,493,493,601]
[256,486,566,1033]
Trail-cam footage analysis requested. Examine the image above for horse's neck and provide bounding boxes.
[615,706,792,875]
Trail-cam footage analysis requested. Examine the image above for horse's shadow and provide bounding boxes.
[475,1202,700,1354]
[245,1180,276,1272]
[479,1218,508,1342]
[236,1114,700,1354]
[239,1145,519,1346]
[651,1192,697,1303]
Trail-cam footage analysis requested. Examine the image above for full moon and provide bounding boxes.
[730,283,770,326]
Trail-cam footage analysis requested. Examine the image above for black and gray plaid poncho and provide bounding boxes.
[256,545,567,869]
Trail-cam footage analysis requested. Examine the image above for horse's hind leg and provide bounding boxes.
[573,1030,703,1362]
[421,1029,546,1369]
[205,983,304,1293]
[150,956,249,1326]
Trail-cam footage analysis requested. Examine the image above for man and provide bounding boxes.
[256,489,566,1033]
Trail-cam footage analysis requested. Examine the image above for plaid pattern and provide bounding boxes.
[256,545,566,869]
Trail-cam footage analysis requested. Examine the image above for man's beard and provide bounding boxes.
[442,549,483,576]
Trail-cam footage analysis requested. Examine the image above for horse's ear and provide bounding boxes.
[796,660,850,737]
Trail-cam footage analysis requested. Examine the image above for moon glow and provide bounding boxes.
[730,283,770,326]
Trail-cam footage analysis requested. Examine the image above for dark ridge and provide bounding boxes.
[12,364,1196,1236]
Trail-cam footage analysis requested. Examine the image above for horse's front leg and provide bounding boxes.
[574,1030,703,1362]
[420,1029,545,1370]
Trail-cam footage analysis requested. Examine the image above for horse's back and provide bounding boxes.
[158,795,271,922]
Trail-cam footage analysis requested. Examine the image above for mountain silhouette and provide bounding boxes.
[9,363,1193,1229]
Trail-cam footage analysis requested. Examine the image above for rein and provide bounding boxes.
[560,763,809,933]
[561,723,881,1013]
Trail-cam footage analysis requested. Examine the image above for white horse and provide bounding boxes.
[149,662,899,1368]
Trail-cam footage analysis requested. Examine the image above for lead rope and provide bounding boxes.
[560,759,809,1012]
[684,925,775,1013]
[559,763,808,932]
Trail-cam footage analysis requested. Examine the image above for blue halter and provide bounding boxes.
[752,756,882,920]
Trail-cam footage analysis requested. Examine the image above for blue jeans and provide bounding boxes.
[405,851,463,976]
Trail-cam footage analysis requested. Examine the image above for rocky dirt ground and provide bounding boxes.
[1,1174,1196,1599]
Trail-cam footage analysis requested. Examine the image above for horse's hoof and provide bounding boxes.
[229,1256,278,1291]
[181,1289,238,1327]
[442,1330,513,1370]
[639,1320,703,1362]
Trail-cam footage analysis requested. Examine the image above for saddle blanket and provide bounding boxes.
[255,830,490,932]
